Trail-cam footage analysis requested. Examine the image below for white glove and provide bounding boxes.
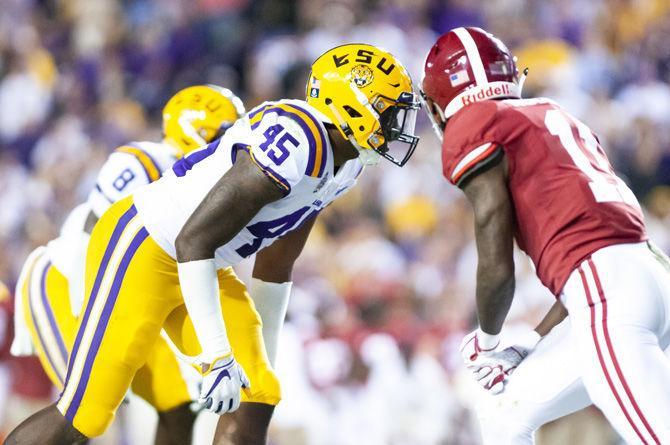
[461,329,541,394]
[198,354,251,415]
[460,328,500,362]
[460,329,504,392]
[470,346,526,393]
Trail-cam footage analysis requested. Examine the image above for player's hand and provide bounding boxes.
[468,346,526,394]
[459,329,504,393]
[198,354,251,415]
[462,329,541,394]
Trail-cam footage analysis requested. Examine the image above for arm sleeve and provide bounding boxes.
[242,107,321,195]
[86,151,154,217]
[177,259,231,367]
[441,101,504,187]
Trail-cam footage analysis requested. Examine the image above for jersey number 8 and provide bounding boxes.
[112,168,136,191]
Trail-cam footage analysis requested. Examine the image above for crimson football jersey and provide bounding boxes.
[442,98,647,295]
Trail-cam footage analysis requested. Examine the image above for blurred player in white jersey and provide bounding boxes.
[10,85,245,445]
[422,27,670,444]
[6,43,421,445]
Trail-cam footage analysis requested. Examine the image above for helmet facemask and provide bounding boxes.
[324,86,420,167]
[369,92,421,166]
[419,90,446,143]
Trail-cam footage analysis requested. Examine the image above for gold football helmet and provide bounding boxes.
[163,85,245,156]
[306,44,420,166]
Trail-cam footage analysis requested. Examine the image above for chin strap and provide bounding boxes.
[326,99,381,166]
[518,67,529,95]
[357,147,381,165]
[420,92,445,143]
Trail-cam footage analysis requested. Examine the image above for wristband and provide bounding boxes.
[178,259,231,363]
[476,328,500,351]
[519,330,542,350]
[249,278,292,366]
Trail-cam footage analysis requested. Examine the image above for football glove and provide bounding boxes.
[469,346,526,394]
[460,329,500,362]
[460,329,505,393]
[198,354,251,415]
[461,329,541,394]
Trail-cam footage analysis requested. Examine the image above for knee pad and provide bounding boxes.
[242,365,281,406]
[63,401,114,438]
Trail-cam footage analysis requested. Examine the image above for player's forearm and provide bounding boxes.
[473,201,515,335]
[462,159,516,336]
[476,265,515,335]
[253,255,294,283]
[175,152,283,262]
[534,300,567,337]
[175,185,261,262]
[252,213,317,283]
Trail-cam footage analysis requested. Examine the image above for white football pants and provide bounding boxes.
[477,242,670,444]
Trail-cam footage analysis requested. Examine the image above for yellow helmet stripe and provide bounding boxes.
[115,145,162,182]
[274,103,327,177]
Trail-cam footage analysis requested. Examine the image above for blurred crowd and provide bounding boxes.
[1,0,670,444]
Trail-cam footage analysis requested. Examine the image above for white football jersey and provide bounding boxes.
[133,99,363,268]
[87,141,180,218]
[47,140,179,315]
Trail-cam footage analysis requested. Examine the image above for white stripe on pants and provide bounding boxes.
[561,242,670,444]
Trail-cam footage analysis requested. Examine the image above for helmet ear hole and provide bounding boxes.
[343,105,362,118]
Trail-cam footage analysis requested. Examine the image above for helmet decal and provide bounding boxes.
[307,44,420,167]
[453,27,488,85]
[309,77,321,98]
[162,85,245,155]
[422,27,521,124]
[351,65,374,88]
[449,69,470,87]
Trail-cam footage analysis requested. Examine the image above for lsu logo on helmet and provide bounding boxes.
[351,65,374,88]
[163,85,245,156]
[306,43,420,167]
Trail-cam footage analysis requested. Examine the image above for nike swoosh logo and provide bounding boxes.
[388,83,400,88]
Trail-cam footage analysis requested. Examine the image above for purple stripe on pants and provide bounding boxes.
[60,205,137,400]
[65,227,149,421]
[28,260,64,385]
[39,261,69,364]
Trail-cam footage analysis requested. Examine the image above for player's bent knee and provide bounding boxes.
[155,403,197,445]
[506,423,536,445]
[243,366,281,406]
[477,404,536,445]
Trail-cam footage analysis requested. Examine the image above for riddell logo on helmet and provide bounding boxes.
[461,83,511,106]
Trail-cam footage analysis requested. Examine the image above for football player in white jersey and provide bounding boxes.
[9,85,245,445]
[6,43,421,445]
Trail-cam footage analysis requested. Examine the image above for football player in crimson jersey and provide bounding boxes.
[422,27,670,444]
